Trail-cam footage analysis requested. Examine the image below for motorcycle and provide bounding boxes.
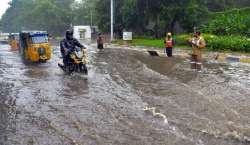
[58,47,88,75]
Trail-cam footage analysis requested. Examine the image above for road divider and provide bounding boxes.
[218,54,250,63]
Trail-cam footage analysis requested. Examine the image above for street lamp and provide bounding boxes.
[111,0,114,41]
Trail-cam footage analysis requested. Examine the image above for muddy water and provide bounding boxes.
[0,43,250,145]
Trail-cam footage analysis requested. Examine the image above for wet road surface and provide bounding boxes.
[0,42,250,145]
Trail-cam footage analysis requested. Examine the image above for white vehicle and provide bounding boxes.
[0,32,9,44]
[73,26,92,40]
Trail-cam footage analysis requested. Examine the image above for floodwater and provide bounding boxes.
[0,42,250,145]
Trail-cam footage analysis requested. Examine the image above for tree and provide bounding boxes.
[1,0,248,37]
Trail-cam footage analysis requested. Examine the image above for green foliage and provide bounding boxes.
[93,0,249,37]
[93,0,211,37]
[180,0,209,31]
[1,0,249,38]
[113,39,163,48]
[175,34,190,46]
[176,34,250,52]
[206,35,250,52]
[205,0,234,11]
[0,0,74,35]
[203,7,250,36]
[118,34,250,52]
[131,39,164,48]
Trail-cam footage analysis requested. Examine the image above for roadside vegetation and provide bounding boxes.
[175,34,250,52]
[0,0,250,52]
[114,34,250,53]
[114,6,250,53]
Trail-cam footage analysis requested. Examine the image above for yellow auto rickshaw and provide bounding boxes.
[19,31,52,62]
[8,33,19,51]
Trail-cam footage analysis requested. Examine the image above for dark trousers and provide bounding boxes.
[63,54,70,66]
[98,44,104,49]
[166,47,173,57]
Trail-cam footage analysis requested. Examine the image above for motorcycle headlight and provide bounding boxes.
[38,48,46,55]
[75,51,83,58]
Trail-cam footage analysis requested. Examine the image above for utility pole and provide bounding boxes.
[90,10,93,27]
[111,0,114,41]
[193,26,197,33]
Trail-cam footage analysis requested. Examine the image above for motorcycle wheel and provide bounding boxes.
[66,64,75,74]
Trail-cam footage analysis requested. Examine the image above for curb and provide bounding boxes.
[240,57,250,63]
[218,54,250,63]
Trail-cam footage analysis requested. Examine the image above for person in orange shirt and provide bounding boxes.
[164,32,175,57]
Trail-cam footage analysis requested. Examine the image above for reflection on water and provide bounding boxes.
[0,43,249,145]
[0,81,16,144]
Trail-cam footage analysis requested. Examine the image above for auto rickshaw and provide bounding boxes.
[19,31,52,62]
[8,33,19,51]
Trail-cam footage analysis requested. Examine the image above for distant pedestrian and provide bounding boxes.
[164,32,175,57]
[97,33,104,50]
[189,31,206,70]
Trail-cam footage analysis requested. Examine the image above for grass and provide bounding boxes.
[113,39,191,49]
[131,39,164,48]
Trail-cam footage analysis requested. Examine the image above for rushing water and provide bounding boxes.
[0,42,249,145]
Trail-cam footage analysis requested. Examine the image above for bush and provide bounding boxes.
[206,35,250,52]
[117,34,250,52]
[132,39,163,48]
[202,7,250,36]
[175,34,190,46]
[175,34,250,52]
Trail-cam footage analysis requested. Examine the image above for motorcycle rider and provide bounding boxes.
[59,29,86,68]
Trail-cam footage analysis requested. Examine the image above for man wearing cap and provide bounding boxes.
[59,29,86,68]
[164,32,175,57]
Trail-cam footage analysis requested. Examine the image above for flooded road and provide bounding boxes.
[0,42,250,145]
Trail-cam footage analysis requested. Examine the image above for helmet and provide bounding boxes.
[66,29,74,40]
[167,32,172,36]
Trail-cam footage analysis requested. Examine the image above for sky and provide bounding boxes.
[0,0,11,18]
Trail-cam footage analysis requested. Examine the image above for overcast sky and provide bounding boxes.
[0,0,11,18]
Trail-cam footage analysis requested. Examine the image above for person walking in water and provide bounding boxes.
[97,33,104,50]
[164,32,175,57]
[189,31,206,70]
